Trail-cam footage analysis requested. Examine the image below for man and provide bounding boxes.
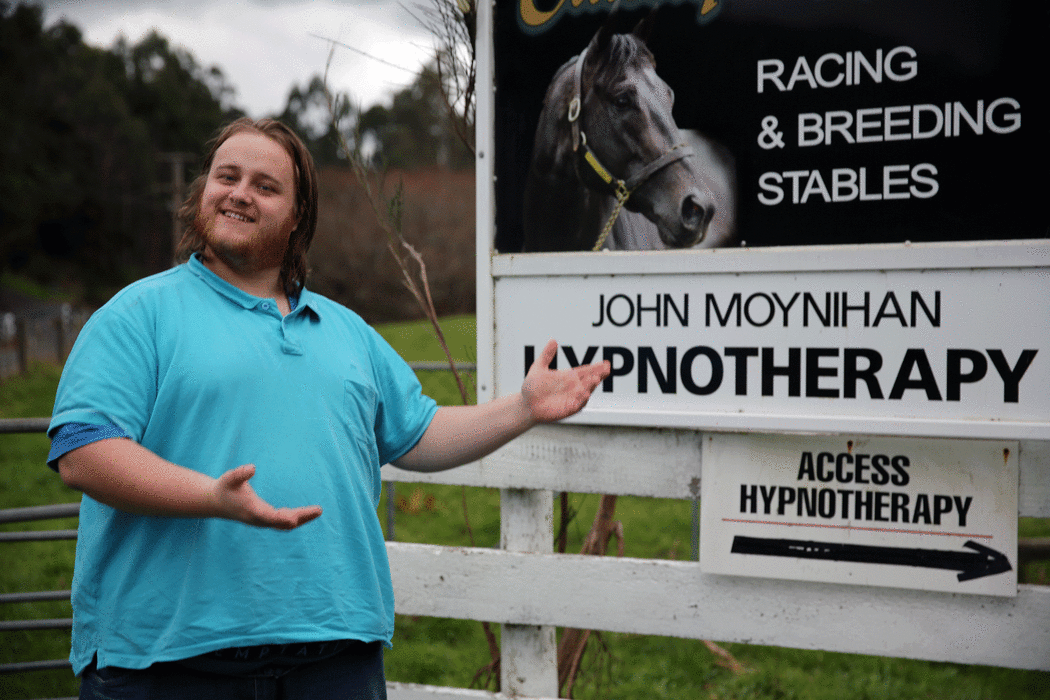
[47,117,609,699]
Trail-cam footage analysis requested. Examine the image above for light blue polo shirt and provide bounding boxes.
[48,254,437,674]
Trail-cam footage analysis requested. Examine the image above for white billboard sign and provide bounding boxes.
[699,433,1018,596]
[492,247,1049,440]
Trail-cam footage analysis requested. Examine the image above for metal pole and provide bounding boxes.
[691,499,700,561]
[385,481,396,541]
[16,318,28,374]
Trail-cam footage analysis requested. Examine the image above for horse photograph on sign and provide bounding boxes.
[495,0,1046,253]
[521,11,736,252]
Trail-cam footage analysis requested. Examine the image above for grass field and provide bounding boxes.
[1,314,1048,699]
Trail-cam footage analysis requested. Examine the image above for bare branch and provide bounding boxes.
[410,0,476,154]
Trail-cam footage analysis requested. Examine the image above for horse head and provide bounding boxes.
[570,13,717,249]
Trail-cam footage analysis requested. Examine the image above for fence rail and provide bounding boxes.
[0,414,80,683]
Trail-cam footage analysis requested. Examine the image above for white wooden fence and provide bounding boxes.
[381,425,1050,699]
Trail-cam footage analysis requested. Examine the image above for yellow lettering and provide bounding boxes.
[521,0,720,33]
[520,0,568,27]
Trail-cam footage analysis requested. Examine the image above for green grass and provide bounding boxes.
[2,317,1049,699]
[374,314,476,365]
[374,313,478,406]
[1019,518,1050,586]
[0,273,70,303]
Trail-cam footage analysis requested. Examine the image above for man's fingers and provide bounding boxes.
[293,505,323,526]
[256,505,323,531]
[217,464,322,530]
[575,361,610,388]
[537,339,558,370]
[267,506,323,530]
[588,361,611,381]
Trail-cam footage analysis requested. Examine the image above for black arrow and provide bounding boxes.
[730,536,1012,582]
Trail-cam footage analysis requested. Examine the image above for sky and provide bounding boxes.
[38,0,438,119]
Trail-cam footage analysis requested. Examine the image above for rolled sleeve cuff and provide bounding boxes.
[47,421,131,472]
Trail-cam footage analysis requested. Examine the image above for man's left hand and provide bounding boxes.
[522,339,610,423]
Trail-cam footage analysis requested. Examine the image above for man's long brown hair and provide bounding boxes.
[176,118,319,296]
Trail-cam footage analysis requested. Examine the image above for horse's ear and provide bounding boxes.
[632,7,658,44]
[592,13,616,56]
[581,10,616,83]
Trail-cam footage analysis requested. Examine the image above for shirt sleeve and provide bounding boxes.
[47,421,131,472]
[48,290,159,444]
[365,326,439,465]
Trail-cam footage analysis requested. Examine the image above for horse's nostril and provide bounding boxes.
[681,195,706,231]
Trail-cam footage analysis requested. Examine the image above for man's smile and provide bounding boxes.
[222,210,255,223]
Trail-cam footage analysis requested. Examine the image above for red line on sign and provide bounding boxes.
[721,518,993,539]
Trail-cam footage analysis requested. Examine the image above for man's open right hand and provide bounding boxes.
[215,464,323,530]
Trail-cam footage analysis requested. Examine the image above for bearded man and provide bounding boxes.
[48,117,608,700]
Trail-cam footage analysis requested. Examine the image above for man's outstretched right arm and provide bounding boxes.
[58,438,322,530]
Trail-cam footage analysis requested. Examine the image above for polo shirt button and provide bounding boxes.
[261,302,271,311]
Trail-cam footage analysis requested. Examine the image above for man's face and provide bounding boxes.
[197,131,299,276]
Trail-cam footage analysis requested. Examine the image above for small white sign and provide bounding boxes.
[700,433,1018,596]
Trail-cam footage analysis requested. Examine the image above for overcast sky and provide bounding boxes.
[38,0,437,118]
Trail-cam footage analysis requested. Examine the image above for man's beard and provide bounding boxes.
[194,210,289,277]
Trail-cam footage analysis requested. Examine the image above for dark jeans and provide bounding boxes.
[78,641,386,700]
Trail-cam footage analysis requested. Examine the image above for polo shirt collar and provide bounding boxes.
[186,253,323,319]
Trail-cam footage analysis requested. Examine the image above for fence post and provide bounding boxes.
[54,316,67,362]
[15,319,28,375]
[384,481,396,541]
[500,487,558,697]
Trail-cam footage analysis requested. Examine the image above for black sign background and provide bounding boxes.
[494,1,1048,253]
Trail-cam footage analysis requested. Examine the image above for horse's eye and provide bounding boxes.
[614,94,632,110]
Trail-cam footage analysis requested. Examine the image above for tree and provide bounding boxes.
[275,75,352,166]
[411,0,476,156]
[356,62,473,169]
[116,29,242,152]
[0,2,241,300]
